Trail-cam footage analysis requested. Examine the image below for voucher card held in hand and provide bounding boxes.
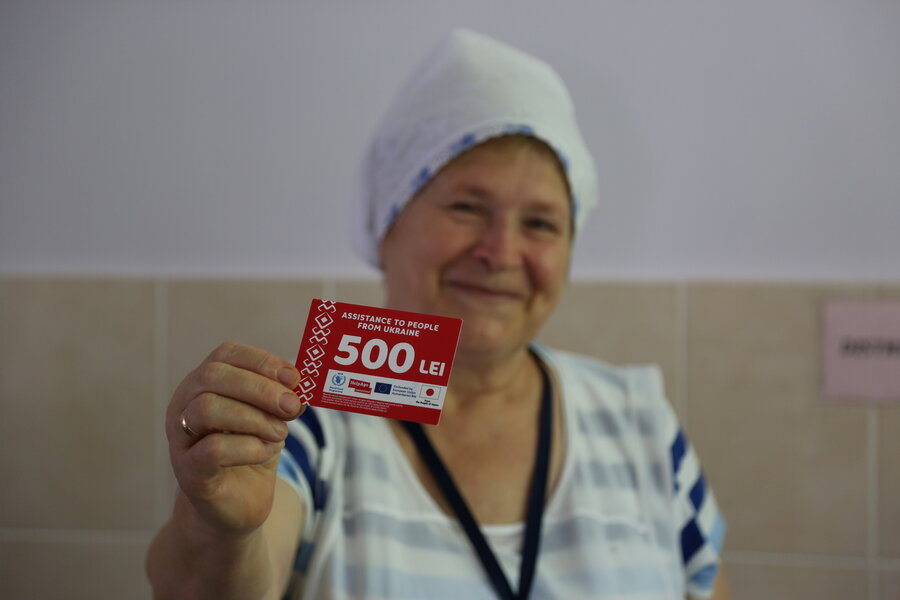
[293,299,463,425]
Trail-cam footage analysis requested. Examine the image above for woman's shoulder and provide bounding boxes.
[535,345,678,439]
[535,345,665,400]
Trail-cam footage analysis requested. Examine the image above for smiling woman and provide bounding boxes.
[146,28,727,600]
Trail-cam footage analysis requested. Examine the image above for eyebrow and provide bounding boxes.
[453,184,568,214]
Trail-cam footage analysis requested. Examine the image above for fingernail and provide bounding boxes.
[277,367,300,388]
[280,391,300,415]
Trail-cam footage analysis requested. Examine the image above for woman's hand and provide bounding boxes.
[166,342,304,536]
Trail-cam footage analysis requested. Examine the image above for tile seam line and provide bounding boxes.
[868,405,879,600]
[0,528,155,543]
[677,280,689,433]
[154,279,170,527]
[725,550,870,569]
[323,278,337,300]
[726,554,900,574]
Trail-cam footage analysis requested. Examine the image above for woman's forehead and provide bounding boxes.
[453,135,565,170]
[431,136,572,206]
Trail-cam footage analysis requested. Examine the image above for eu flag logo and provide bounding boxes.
[374,382,392,395]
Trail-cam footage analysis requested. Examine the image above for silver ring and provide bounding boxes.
[180,413,198,438]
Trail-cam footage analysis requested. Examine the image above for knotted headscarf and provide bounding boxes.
[354,28,598,267]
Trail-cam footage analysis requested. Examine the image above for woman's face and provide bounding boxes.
[379,136,572,360]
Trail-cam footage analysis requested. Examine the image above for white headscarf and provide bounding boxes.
[354,28,598,268]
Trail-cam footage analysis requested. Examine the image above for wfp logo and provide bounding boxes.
[331,373,347,386]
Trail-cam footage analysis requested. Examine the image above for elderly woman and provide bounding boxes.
[147,29,727,599]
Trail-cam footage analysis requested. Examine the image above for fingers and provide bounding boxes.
[166,342,301,527]
[206,341,300,388]
[191,360,303,421]
[179,434,285,481]
[168,342,304,453]
[179,392,290,446]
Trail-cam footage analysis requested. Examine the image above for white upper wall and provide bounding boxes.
[1,0,898,279]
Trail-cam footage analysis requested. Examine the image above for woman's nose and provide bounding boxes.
[471,219,522,270]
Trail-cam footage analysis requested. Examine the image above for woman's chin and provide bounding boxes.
[455,327,523,360]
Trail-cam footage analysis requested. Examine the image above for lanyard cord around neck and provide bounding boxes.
[401,358,553,600]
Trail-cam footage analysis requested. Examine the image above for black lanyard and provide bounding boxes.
[402,357,552,600]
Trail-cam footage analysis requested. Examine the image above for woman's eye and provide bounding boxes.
[525,217,559,233]
[449,201,479,213]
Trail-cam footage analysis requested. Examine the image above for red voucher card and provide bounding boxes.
[293,299,463,425]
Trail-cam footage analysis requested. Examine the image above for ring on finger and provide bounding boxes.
[180,412,199,438]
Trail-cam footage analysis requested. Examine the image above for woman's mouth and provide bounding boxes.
[445,280,525,301]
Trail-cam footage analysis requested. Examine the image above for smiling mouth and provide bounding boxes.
[445,281,525,300]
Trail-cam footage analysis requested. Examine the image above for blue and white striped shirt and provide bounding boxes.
[278,347,725,599]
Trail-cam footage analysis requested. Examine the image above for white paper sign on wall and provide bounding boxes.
[822,301,900,402]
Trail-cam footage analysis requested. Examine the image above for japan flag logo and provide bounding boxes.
[419,384,442,401]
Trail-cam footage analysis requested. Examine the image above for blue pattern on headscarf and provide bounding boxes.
[503,123,535,136]
[383,203,402,232]
[411,167,431,194]
[449,133,477,156]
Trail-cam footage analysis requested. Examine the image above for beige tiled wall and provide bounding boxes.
[687,284,875,557]
[1,277,898,599]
